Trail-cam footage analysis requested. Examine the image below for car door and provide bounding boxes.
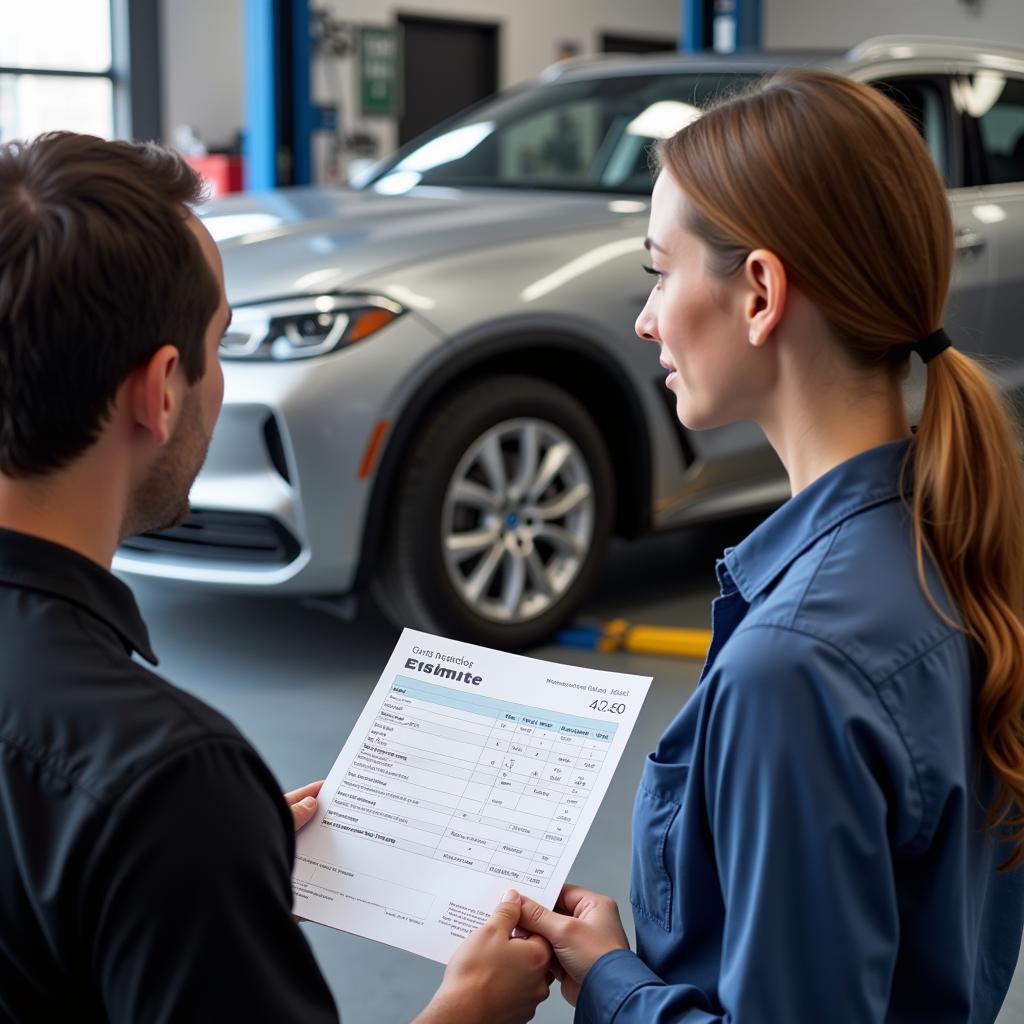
[955,67,1024,405]
[868,73,996,353]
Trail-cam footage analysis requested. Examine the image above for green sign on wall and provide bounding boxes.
[360,27,399,116]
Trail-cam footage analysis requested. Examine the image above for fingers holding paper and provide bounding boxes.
[416,889,554,1024]
[284,779,324,831]
[517,884,630,1007]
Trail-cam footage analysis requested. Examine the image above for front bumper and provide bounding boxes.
[114,312,444,593]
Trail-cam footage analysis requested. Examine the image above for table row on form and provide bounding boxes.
[323,812,560,888]
[388,677,618,741]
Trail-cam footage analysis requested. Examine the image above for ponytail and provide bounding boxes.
[908,349,1024,868]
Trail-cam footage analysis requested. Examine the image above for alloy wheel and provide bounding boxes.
[441,417,596,624]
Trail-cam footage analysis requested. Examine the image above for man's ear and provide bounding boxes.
[125,345,182,447]
[743,249,787,348]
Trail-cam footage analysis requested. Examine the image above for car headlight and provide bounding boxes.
[220,294,405,361]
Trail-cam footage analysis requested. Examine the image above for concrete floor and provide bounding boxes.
[132,518,1024,1024]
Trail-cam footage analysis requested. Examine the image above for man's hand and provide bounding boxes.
[284,780,324,831]
[414,890,553,1024]
[517,885,630,1006]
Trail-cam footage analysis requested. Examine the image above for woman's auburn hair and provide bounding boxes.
[659,68,1024,869]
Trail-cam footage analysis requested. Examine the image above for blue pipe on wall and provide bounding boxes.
[244,0,277,190]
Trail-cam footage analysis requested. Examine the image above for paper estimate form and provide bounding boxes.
[293,628,652,963]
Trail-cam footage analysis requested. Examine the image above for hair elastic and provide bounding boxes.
[914,328,952,364]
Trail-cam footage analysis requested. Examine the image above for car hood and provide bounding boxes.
[201,185,646,307]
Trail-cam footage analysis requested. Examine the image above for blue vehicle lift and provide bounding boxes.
[680,0,762,53]
[244,0,314,190]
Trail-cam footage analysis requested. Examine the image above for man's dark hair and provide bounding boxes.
[0,132,221,477]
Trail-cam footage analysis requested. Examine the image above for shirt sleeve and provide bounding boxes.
[576,624,916,1024]
[79,736,339,1024]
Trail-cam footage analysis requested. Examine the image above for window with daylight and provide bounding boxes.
[0,0,115,142]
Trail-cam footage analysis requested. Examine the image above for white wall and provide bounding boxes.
[764,0,1024,52]
[160,0,244,150]
[158,0,679,174]
[320,0,680,88]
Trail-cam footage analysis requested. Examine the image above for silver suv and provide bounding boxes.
[116,36,1024,649]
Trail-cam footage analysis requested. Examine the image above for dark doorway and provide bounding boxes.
[599,33,677,54]
[398,14,499,146]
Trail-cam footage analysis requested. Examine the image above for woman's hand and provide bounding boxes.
[517,885,630,1006]
[284,780,324,831]
[415,890,553,1024]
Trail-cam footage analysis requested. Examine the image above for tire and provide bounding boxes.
[371,375,614,650]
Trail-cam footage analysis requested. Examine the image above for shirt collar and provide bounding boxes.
[722,437,913,603]
[0,528,158,664]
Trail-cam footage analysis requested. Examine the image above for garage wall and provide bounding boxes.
[317,0,680,168]
[764,0,1024,52]
[160,0,245,151]
[322,0,679,86]
[158,0,679,172]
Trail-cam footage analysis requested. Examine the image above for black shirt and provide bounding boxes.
[0,528,339,1022]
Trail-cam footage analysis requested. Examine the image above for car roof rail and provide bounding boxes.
[538,49,823,85]
[847,34,1024,67]
[539,53,645,82]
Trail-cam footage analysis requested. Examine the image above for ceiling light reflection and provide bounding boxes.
[294,268,344,291]
[521,237,647,303]
[373,171,423,195]
[952,71,1006,118]
[609,200,648,214]
[627,101,702,140]
[397,121,496,173]
[202,212,281,242]
[972,203,1007,224]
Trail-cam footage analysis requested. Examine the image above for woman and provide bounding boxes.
[517,69,1024,1022]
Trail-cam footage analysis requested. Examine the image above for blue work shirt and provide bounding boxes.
[577,438,1024,1023]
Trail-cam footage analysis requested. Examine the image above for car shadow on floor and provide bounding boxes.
[129,510,772,675]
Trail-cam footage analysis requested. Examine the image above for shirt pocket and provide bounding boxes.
[629,754,687,932]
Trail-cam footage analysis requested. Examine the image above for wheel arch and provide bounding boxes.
[353,330,654,590]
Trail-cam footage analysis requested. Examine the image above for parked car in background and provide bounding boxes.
[116,36,1024,649]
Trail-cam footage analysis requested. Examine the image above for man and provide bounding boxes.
[0,133,551,1023]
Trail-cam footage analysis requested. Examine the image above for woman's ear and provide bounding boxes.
[743,249,787,348]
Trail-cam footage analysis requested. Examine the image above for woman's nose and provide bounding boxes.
[635,303,659,342]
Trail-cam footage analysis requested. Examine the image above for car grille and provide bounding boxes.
[120,509,301,564]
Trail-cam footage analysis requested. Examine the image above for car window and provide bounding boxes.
[366,72,759,195]
[870,77,949,183]
[959,73,1024,186]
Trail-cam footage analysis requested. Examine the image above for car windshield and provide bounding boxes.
[361,71,760,195]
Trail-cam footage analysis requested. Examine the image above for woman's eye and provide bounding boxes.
[642,264,663,285]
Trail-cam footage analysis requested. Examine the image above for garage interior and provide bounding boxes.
[3,0,1024,1021]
